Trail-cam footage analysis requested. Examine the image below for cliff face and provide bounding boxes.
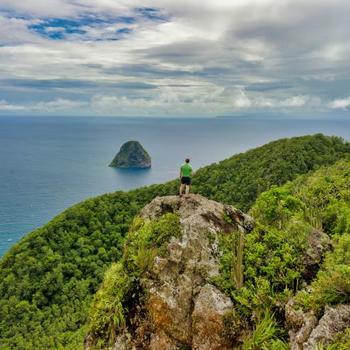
[85,194,254,349]
[109,141,151,168]
[137,195,253,350]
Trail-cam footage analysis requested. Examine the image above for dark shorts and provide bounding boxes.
[181,176,191,185]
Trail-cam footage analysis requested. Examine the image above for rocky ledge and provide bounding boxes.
[129,195,252,349]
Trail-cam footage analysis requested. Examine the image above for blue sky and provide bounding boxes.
[0,0,350,117]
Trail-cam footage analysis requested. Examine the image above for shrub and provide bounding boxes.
[242,311,287,350]
[86,213,181,348]
[296,234,350,312]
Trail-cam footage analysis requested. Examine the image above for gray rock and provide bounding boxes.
[304,304,350,349]
[285,299,318,350]
[192,284,233,350]
[117,194,254,349]
[286,300,350,349]
[302,229,331,281]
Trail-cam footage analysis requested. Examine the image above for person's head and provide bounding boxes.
[185,158,190,163]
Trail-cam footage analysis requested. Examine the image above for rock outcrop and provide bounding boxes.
[286,301,350,349]
[109,141,151,168]
[304,304,350,349]
[108,194,253,349]
[302,229,331,282]
[285,299,318,350]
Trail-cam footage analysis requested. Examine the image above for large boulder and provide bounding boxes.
[112,194,253,349]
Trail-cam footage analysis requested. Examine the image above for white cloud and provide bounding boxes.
[0,98,86,112]
[232,89,252,108]
[328,97,350,110]
[32,98,86,112]
[90,85,229,116]
[0,100,26,111]
[256,95,309,108]
[231,89,310,110]
[0,15,43,45]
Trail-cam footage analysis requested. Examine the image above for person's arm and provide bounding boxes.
[179,166,182,179]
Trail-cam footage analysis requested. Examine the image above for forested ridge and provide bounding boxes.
[1,134,350,349]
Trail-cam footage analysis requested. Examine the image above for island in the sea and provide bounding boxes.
[109,140,152,168]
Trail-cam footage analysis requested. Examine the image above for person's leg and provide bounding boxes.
[185,184,190,195]
[179,183,185,196]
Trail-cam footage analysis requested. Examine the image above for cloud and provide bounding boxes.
[232,89,252,109]
[90,84,228,116]
[0,15,43,45]
[328,97,350,110]
[0,98,86,112]
[231,88,313,110]
[32,98,86,111]
[0,100,26,111]
[0,1,350,116]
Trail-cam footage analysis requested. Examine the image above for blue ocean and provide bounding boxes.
[1,116,350,256]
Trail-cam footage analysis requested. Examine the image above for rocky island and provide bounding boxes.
[109,141,151,168]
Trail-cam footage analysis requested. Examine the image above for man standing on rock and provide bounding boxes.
[179,158,193,197]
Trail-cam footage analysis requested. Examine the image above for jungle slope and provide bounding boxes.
[0,134,349,349]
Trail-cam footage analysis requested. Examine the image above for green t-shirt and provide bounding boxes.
[181,163,193,177]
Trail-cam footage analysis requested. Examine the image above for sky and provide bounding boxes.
[0,0,350,117]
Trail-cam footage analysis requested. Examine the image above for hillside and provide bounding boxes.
[0,134,349,349]
[86,159,350,349]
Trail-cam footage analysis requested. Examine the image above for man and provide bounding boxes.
[179,158,193,196]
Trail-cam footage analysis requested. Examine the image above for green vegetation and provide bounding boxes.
[214,159,350,346]
[0,134,350,349]
[241,312,288,350]
[193,133,350,211]
[249,160,350,310]
[318,328,350,349]
[295,233,350,313]
[212,230,245,293]
[0,186,177,349]
[87,213,181,348]
[86,262,129,348]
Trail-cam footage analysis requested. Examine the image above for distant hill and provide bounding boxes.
[1,134,349,349]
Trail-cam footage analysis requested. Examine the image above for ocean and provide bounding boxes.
[1,116,350,256]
